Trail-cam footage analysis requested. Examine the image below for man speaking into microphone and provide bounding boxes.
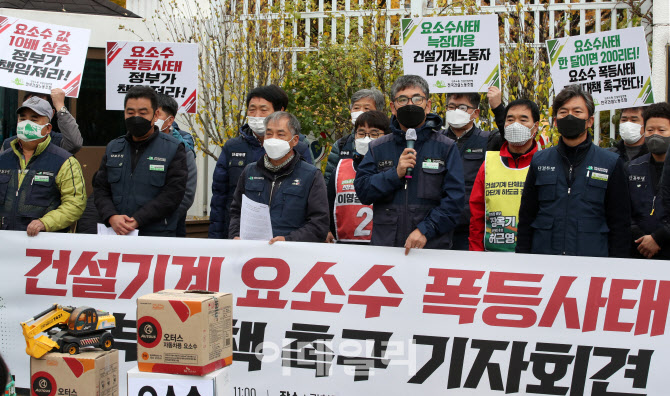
[354,75,465,254]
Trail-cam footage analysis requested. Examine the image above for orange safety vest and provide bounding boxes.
[333,159,372,242]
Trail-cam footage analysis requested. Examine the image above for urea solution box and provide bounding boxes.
[31,349,119,396]
[136,289,233,375]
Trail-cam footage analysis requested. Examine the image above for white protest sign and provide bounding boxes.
[402,14,501,93]
[106,41,198,113]
[0,16,90,97]
[546,27,654,111]
[0,231,668,395]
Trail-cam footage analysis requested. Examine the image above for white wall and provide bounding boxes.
[652,0,670,102]
[0,8,152,48]
[125,0,215,19]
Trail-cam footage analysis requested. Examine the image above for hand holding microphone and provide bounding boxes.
[398,128,417,189]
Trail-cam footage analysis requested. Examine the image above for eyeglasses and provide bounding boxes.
[355,129,383,139]
[447,104,476,112]
[393,95,426,106]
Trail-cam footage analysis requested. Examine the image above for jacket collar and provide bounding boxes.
[390,113,444,144]
[240,124,262,148]
[256,148,303,179]
[11,135,52,164]
[616,137,648,158]
[125,128,160,147]
[500,140,538,160]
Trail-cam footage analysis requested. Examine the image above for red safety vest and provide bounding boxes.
[333,159,372,242]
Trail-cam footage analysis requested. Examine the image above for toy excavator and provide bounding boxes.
[20,304,116,358]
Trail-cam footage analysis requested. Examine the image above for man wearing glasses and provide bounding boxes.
[354,75,465,255]
[443,89,507,250]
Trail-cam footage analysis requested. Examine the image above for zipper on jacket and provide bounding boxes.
[650,196,656,216]
[269,179,277,206]
[563,165,574,255]
[267,161,299,207]
[131,148,139,176]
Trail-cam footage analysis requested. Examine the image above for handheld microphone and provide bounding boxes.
[405,128,417,179]
[404,128,417,190]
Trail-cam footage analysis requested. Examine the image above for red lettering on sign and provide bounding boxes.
[69,251,120,299]
[348,265,403,318]
[118,254,153,299]
[604,279,640,332]
[538,276,580,329]
[423,269,484,324]
[291,261,345,313]
[635,280,670,336]
[25,249,69,296]
[583,277,608,332]
[482,272,543,328]
[238,258,290,309]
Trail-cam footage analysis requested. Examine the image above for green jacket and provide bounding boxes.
[9,136,86,231]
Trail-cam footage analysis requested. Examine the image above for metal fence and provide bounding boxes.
[126,0,652,143]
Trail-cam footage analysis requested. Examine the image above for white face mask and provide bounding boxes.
[446,109,472,129]
[619,121,643,144]
[355,136,373,155]
[17,120,49,142]
[505,122,536,146]
[263,137,293,160]
[248,116,266,136]
[351,111,364,125]
[154,117,172,132]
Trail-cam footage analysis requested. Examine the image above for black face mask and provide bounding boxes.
[396,104,426,129]
[646,134,670,155]
[556,114,587,139]
[125,116,154,138]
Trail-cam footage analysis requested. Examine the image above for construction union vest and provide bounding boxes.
[334,158,372,242]
[484,151,529,251]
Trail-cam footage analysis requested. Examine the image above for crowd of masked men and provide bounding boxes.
[2,74,670,259]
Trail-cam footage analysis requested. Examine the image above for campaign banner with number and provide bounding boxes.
[106,41,198,113]
[0,231,668,396]
[546,27,654,112]
[0,16,90,97]
[401,14,501,93]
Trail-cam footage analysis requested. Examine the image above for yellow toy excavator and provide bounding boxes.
[20,304,116,358]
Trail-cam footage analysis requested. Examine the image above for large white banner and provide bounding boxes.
[401,15,501,93]
[106,41,198,113]
[0,231,668,395]
[546,27,654,112]
[0,16,90,97]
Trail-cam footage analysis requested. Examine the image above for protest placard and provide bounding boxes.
[0,16,90,97]
[547,27,654,112]
[106,41,198,113]
[402,14,501,93]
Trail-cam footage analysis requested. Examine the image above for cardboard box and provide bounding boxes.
[127,366,230,396]
[137,289,233,375]
[31,349,118,396]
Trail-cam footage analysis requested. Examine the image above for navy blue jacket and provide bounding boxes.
[516,138,631,257]
[444,126,490,230]
[0,141,70,231]
[209,125,313,239]
[354,113,465,249]
[228,151,329,241]
[628,154,670,259]
[94,131,187,236]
